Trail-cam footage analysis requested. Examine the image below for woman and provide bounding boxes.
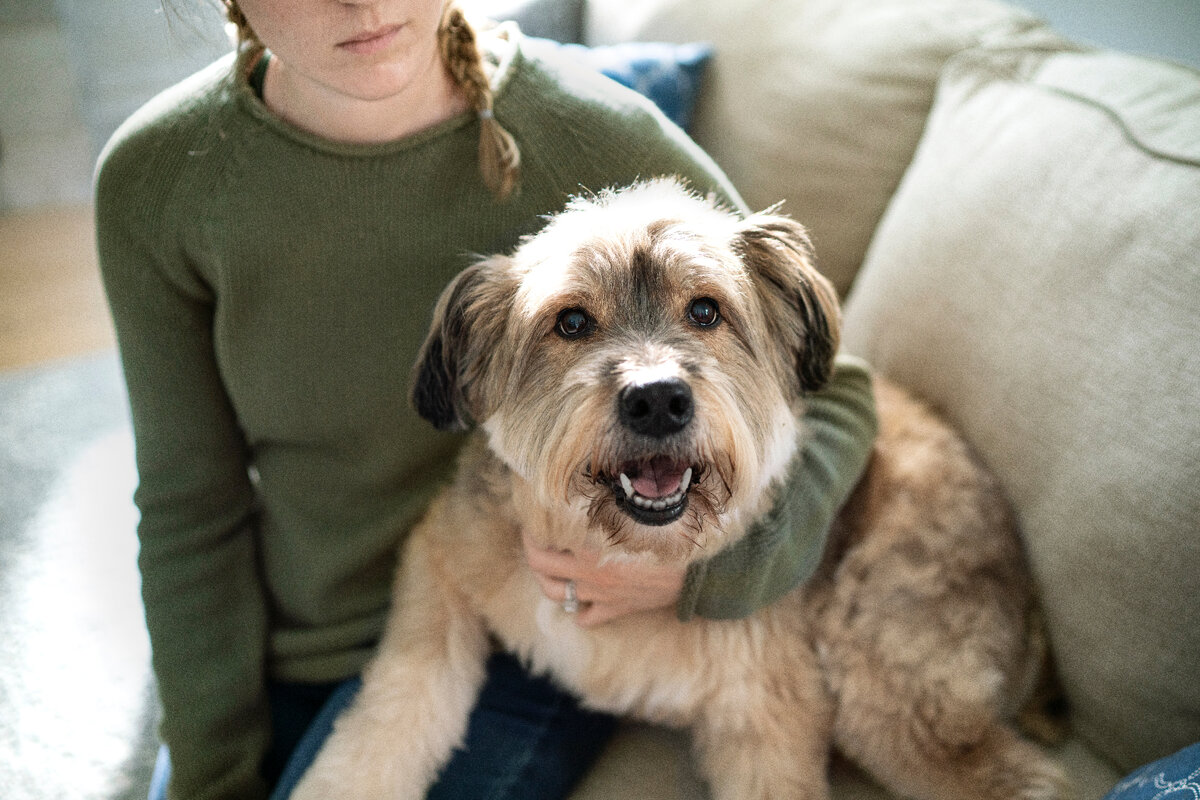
[95,1,877,797]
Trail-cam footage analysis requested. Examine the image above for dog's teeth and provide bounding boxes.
[620,468,694,512]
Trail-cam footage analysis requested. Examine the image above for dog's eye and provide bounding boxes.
[556,308,593,338]
[688,297,721,328]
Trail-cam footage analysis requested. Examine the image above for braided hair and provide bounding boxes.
[220,0,521,199]
[438,3,521,199]
[221,0,265,67]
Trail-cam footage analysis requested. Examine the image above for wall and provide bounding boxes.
[0,0,228,209]
[1006,0,1199,70]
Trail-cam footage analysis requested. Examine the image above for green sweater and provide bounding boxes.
[96,33,876,800]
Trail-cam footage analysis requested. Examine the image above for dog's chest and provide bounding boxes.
[479,578,710,726]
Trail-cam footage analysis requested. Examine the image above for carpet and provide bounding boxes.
[0,350,158,800]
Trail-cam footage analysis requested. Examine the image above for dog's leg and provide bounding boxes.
[690,617,834,800]
[813,553,1068,800]
[824,652,1068,800]
[290,527,490,800]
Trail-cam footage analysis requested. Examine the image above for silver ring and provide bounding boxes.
[562,579,579,614]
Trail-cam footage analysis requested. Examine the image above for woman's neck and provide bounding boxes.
[261,52,471,144]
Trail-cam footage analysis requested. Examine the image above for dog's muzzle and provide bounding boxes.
[601,378,699,526]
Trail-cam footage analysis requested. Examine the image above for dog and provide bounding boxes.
[291,179,1066,800]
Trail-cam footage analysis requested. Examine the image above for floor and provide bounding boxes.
[0,205,157,800]
[0,207,115,369]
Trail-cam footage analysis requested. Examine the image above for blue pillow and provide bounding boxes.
[1103,741,1200,800]
[532,38,713,132]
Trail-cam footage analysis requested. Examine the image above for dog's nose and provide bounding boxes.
[619,379,694,437]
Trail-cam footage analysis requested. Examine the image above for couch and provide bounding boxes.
[469,0,1200,797]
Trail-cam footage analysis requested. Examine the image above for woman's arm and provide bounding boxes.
[96,134,273,800]
[679,356,877,620]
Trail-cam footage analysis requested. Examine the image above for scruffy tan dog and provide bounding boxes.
[292,179,1066,800]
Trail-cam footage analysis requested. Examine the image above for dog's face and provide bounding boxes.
[412,180,840,560]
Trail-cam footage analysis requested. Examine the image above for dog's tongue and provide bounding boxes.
[630,455,687,498]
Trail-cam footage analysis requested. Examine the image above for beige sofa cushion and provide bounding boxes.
[842,40,1200,772]
[569,725,1120,799]
[584,0,1052,295]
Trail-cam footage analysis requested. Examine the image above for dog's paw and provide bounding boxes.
[289,752,383,800]
[977,738,1072,800]
[290,757,423,800]
[288,716,429,800]
[289,770,337,800]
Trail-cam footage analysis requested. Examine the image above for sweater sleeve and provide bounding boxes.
[96,132,272,800]
[677,355,878,620]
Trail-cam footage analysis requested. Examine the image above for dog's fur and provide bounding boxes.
[292,180,1066,800]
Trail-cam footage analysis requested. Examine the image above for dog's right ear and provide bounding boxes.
[410,258,512,431]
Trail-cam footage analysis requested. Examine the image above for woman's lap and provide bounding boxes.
[149,651,617,800]
[424,651,617,800]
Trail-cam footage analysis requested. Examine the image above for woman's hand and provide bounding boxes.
[521,529,687,628]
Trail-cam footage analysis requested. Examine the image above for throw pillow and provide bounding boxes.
[533,39,712,131]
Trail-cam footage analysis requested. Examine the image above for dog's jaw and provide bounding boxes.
[597,457,695,526]
[581,449,729,560]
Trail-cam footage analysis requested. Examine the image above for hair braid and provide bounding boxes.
[220,0,265,75]
[439,2,521,200]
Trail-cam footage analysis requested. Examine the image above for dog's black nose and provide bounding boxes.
[619,378,694,437]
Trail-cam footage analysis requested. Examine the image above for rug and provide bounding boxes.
[0,351,158,800]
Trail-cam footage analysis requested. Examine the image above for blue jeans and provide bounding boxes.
[148,651,617,799]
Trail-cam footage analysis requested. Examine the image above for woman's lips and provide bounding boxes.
[338,23,404,56]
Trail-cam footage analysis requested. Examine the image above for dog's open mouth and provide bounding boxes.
[602,455,697,526]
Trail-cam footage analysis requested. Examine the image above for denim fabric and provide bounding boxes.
[149,651,617,800]
[147,746,170,800]
[1102,741,1200,800]
[268,677,363,799]
[425,651,617,800]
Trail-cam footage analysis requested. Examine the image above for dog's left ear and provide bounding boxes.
[735,213,841,393]
[410,257,514,430]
